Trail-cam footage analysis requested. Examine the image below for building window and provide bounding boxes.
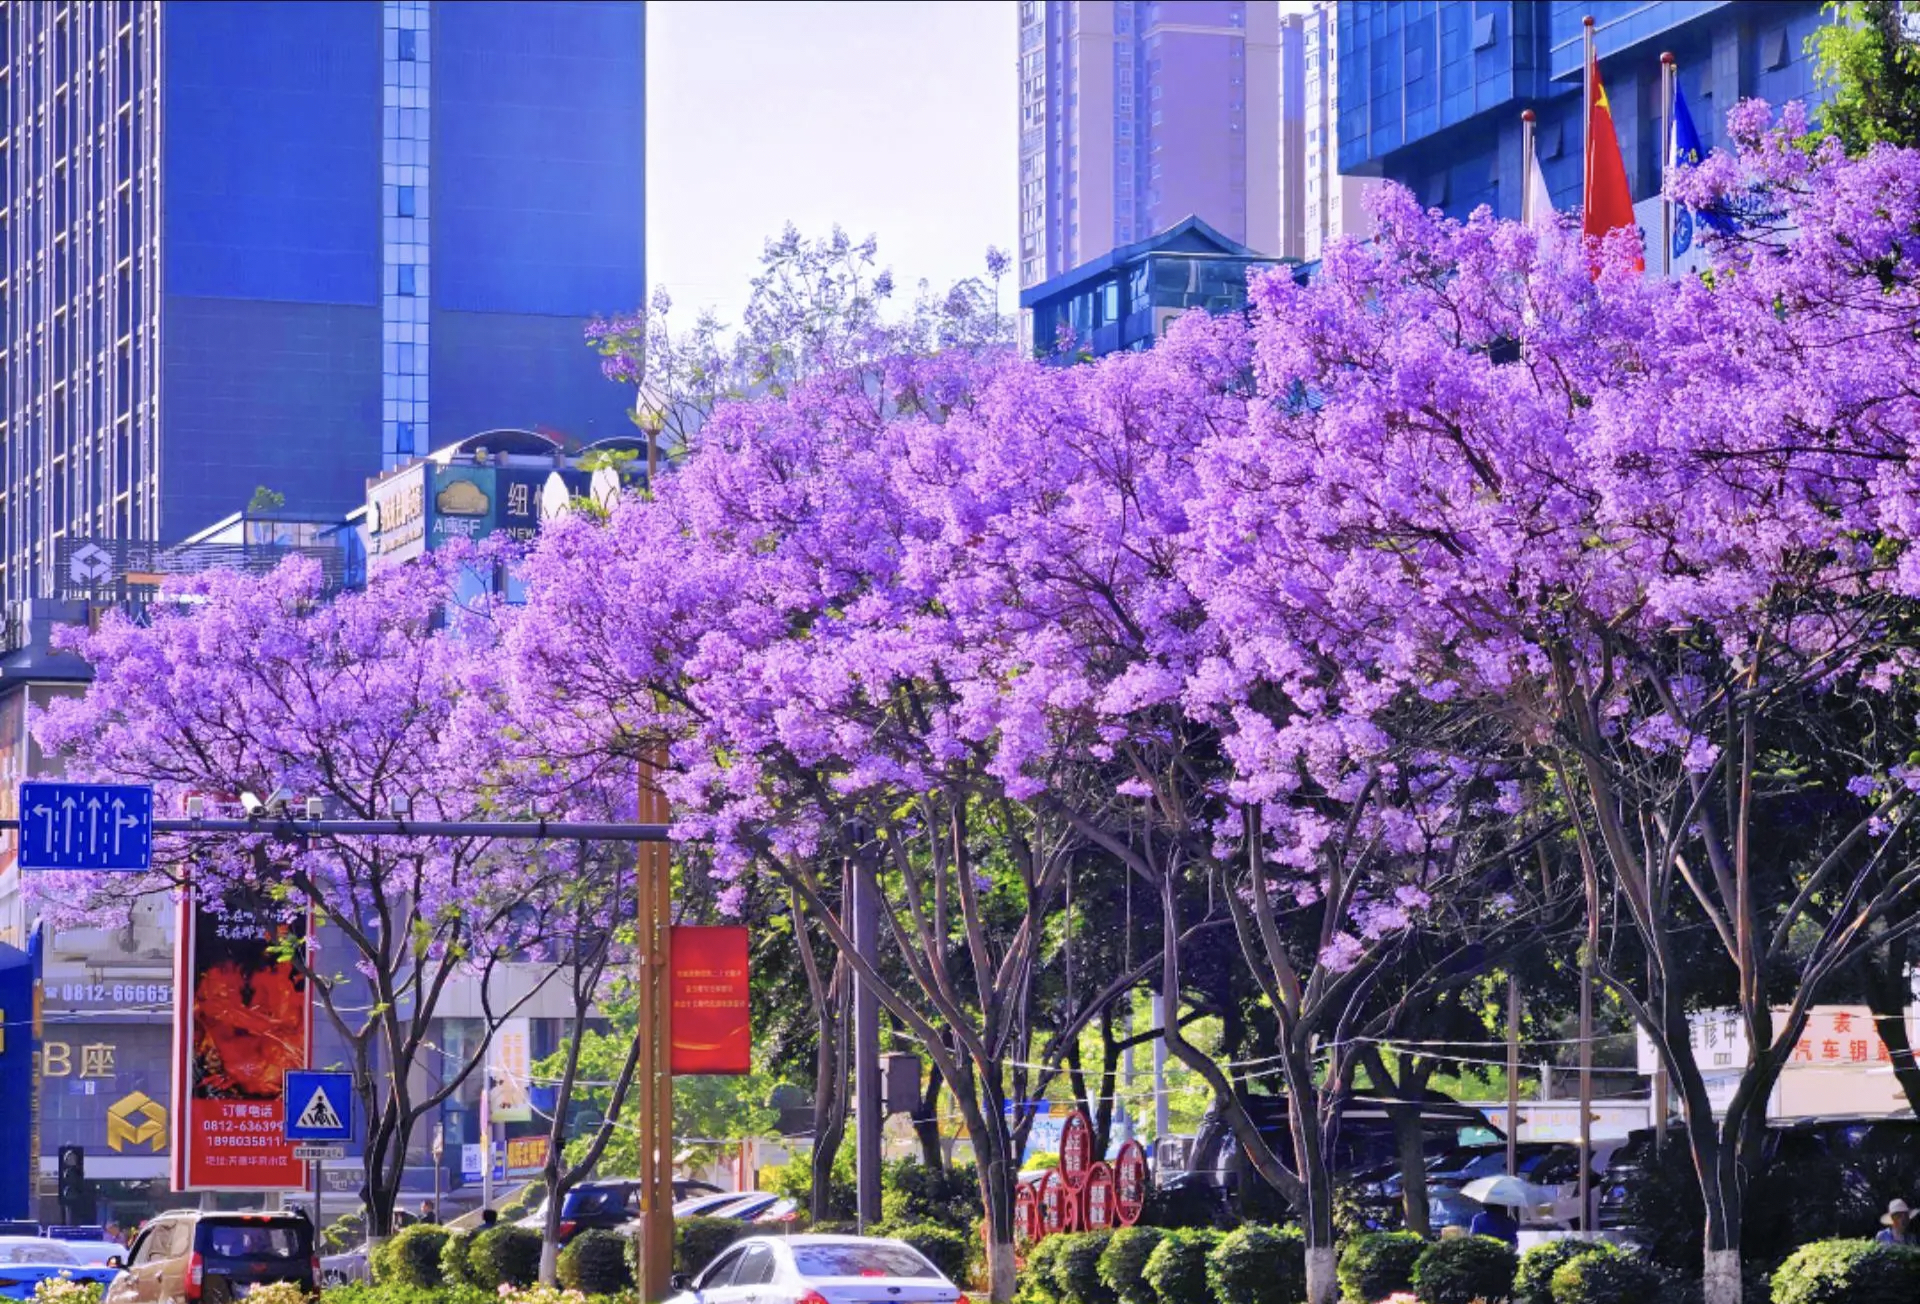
[398,27,417,60]
[1765,28,1790,70]
[397,264,417,295]
[397,185,416,217]
[1472,13,1496,50]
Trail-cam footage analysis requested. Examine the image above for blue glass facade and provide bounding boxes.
[1336,1,1828,223]
[0,1,645,607]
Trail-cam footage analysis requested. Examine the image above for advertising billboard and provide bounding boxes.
[670,926,751,1075]
[486,1018,532,1124]
[171,887,310,1191]
[0,935,40,1219]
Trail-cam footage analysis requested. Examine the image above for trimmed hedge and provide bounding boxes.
[1410,1235,1516,1304]
[1771,1238,1920,1304]
[1339,1231,1425,1303]
[438,1230,476,1288]
[1547,1246,1663,1304]
[674,1217,749,1278]
[1052,1231,1117,1304]
[1141,1229,1224,1304]
[1206,1225,1307,1304]
[372,1223,449,1288]
[466,1225,541,1290]
[1513,1239,1610,1304]
[556,1229,633,1295]
[1098,1227,1166,1304]
[1019,1236,1072,1304]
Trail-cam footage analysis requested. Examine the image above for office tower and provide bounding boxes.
[0,0,646,609]
[1334,1,1827,226]
[1300,1,1380,262]
[1018,0,1282,290]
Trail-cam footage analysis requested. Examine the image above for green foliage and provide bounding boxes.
[438,1231,477,1289]
[673,1217,748,1277]
[1546,1246,1663,1304]
[1018,1235,1071,1304]
[372,1223,449,1288]
[323,1213,366,1255]
[1771,1238,1920,1304]
[878,1223,971,1285]
[1096,1227,1165,1304]
[1140,1229,1224,1304]
[1410,1235,1516,1304]
[1815,2,1920,153]
[1513,1239,1610,1304]
[556,1229,634,1295]
[882,1159,980,1232]
[1205,1225,1307,1304]
[1339,1231,1426,1303]
[762,1145,856,1220]
[806,1220,859,1236]
[1050,1231,1116,1304]
[466,1226,541,1290]
[318,1284,493,1304]
[497,1182,546,1224]
[247,486,286,513]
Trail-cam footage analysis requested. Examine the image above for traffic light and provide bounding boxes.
[57,1145,85,1220]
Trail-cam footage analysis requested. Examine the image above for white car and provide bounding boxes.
[668,1234,967,1304]
[53,1241,128,1268]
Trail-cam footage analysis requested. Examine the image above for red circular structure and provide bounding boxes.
[1113,1139,1149,1226]
[1015,1180,1041,1245]
[1059,1109,1095,1190]
[1082,1161,1115,1230]
[1038,1168,1069,1238]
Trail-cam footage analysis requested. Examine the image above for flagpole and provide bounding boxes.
[1661,52,1675,278]
[1521,109,1536,227]
[1583,15,1595,224]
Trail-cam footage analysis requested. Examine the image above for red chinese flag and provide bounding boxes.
[1583,50,1641,273]
[670,925,751,1075]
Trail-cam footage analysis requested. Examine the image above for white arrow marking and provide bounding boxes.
[30,804,52,853]
[59,796,76,854]
[85,796,102,854]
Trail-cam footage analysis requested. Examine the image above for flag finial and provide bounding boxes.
[1661,51,1675,66]
[1583,15,1595,28]
[1522,108,1535,123]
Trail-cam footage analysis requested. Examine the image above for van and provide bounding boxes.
[106,1211,315,1304]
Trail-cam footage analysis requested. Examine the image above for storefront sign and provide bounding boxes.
[428,468,496,550]
[367,466,429,566]
[670,926,751,1075]
[171,887,310,1191]
[504,1135,549,1172]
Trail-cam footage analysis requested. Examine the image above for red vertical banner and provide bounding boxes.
[1113,1139,1149,1226]
[1059,1109,1094,1189]
[670,926,751,1075]
[171,886,311,1191]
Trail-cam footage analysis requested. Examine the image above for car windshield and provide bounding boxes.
[60,1243,119,1265]
[563,1187,631,1216]
[0,1242,77,1265]
[793,1245,938,1279]
[199,1224,306,1259]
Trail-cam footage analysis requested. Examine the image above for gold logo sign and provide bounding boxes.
[106,1090,167,1152]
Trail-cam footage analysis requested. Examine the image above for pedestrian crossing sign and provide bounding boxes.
[284,1070,354,1142]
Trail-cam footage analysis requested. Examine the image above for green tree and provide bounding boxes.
[1814,2,1920,151]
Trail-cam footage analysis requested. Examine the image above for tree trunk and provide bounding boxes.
[1282,1040,1337,1304]
[1389,1099,1430,1236]
[913,1059,947,1171]
[1864,930,1920,1115]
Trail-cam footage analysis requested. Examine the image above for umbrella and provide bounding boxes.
[1459,1175,1552,1210]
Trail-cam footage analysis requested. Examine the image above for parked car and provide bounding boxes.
[666,1234,965,1304]
[0,1238,120,1302]
[105,1211,314,1304]
[55,1240,131,1268]
[317,1244,369,1288]
[1158,1088,1504,1220]
[521,1179,728,1238]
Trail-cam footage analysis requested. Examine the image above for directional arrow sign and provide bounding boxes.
[285,1071,355,1143]
[18,782,152,872]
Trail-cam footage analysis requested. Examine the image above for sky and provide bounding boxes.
[646,1,1020,327]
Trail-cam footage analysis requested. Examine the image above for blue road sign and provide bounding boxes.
[285,1071,355,1142]
[17,782,152,872]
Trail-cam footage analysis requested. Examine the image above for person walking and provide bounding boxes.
[1878,1198,1913,1245]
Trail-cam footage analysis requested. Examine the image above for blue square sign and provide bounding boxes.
[285,1071,355,1142]
[18,782,152,872]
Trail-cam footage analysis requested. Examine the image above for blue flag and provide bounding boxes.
[1668,82,1731,256]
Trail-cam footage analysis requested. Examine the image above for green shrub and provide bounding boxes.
[808,1219,859,1236]
[883,1160,981,1233]
[1548,1246,1663,1304]
[1097,1227,1165,1304]
[1206,1225,1307,1304]
[556,1228,634,1295]
[764,1145,857,1220]
[372,1223,449,1288]
[1513,1239,1609,1304]
[1410,1235,1516,1304]
[322,1213,366,1255]
[674,1217,749,1278]
[466,1225,541,1290]
[1339,1231,1426,1303]
[438,1230,476,1288]
[1771,1239,1920,1304]
[1051,1231,1117,1304]
[880,1222,971,1285]
[1019,1235,1071,1304]
[1141,1229,1223,1304]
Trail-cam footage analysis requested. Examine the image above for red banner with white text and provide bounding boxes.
[670,926,751,1075]
[171,885,311,1190]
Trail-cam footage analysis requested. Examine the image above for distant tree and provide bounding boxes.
[1814,1,1920,150]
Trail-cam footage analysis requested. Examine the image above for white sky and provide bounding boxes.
[646,1,1021,325]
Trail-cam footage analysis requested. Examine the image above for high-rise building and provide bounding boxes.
[1018,0,1282,290]
[1334,1,1828,229]
[0,0,646,610]
[1299,1,1381,263]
